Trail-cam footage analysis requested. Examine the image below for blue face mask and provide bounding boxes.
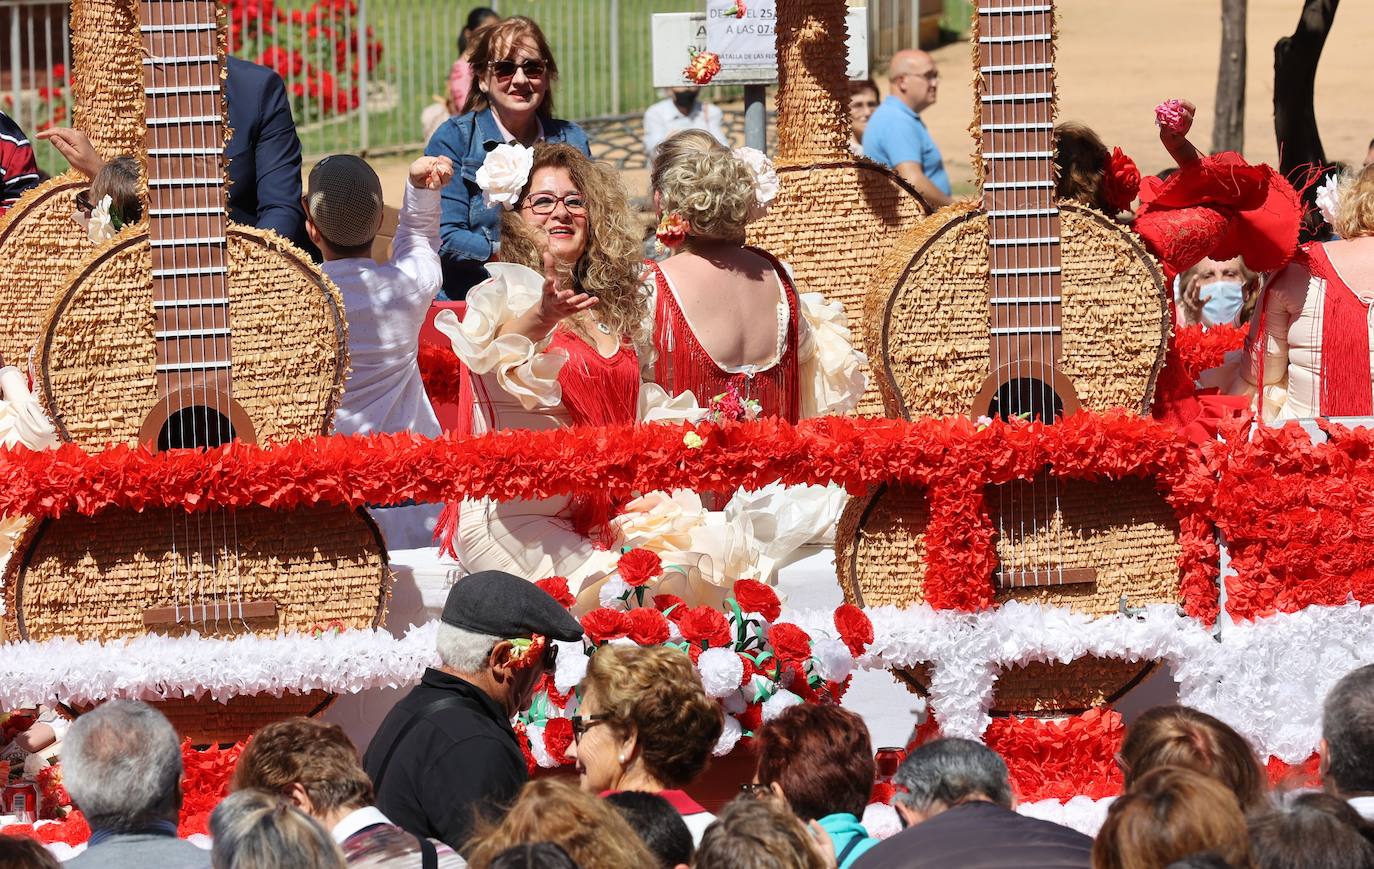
[1201,280,1246,327]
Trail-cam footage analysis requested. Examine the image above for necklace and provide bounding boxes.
[596,321,612,335]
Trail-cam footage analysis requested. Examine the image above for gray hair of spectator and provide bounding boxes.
[437,621,500,673]
[1322,663,1374,795]
[61,700,183,832]
[891,738,1013,814]
[210,789,346,869]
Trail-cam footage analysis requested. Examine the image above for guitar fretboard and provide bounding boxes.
[140,0,232,391]
[976,0,1063,361]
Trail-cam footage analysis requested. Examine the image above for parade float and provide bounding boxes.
[1,0,1368,852]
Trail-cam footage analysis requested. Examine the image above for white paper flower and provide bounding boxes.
[698,647,745,698]
[861,803,902,840]
[1316,172,1342,228]
[811,636,854,682]
[598,577,630,608]
[87,194,116,244]
[526,723,556,768]
[554,643,589,694]
[761,688,802,722]
[713,714,742,756]
[733,146,780,218]
[476,143,535,210]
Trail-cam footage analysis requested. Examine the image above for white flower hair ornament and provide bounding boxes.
[733,146,780,220]
[86,194,117,244]
[476,143,535,210]
[1315,171,1343,229]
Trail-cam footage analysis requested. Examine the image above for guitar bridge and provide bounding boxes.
[142,599,278,630]
[995,567,1097,589]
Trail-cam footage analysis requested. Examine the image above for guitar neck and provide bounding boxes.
[140,0,233,392]
[975,0,1062,366]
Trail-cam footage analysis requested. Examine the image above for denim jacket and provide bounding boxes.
[424,108,591,298]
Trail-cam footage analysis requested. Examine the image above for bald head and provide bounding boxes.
[889,50,939,113]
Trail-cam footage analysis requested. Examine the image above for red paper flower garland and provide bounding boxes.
[1172,323,1247,383]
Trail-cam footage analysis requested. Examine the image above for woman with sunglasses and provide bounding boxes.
[425,16,591,300]
[435,143,758,612]
[565,645,723,844]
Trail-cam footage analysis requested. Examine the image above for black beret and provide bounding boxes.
[441,570,584,642]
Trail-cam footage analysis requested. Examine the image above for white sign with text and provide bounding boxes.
[705,0,777,69]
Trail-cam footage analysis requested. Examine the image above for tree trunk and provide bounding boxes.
[1212,0,1247,154]
[1274,0,1340,177]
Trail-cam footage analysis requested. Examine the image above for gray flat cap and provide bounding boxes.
[441,570,584,642]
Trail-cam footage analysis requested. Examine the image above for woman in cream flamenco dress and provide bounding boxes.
[435,142,865,611]
[1201,164,1374,421]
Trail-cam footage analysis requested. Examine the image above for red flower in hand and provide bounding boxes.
[1102,147,1141,213]
[581,608,630,644]
[677,606,732,648]
[536,576,576,609]
[768,623,813,665]
[625,607,671,646]
[543,717,574,765]
[732,579,781,622]
[617,548,664,587]
[834,604,874,657]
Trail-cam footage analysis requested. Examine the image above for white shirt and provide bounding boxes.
[326,181,443,440]
[1349,796,1374,821]
[331,805,393,843]
[643,97,728,162]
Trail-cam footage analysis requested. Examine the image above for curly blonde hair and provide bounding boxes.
[499,143,647,344]
[466,779,656,869]
[579,644,724,788]
[1334,163,1374,240]
[651,130,757,245]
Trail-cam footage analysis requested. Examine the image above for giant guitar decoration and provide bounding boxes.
[2,0,390,743]
[837,0,1183,713]
[746,0,929,415]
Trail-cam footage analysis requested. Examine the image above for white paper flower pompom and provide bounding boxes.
[811,636,855,682]
[476,143,534,210]
[861,803,902,840]
[526,723,556,768]
[598,577,630,608]
[713,714,743,756]
[733,146,780,219]
[1316,172,1343,229]
[698,647,745,698]
[87,194,116,244]
[553,644,589,694]
[761,689,803,722]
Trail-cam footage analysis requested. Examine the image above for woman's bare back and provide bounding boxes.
[658,245,785,371]
[1323,236,1374,302]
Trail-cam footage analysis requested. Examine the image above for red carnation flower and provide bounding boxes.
[617,548,664,587]
[581,608,630,644]
[834,604,875,657]
[513,721,538,775]
[870,781,896,805]
[732,579,781,622]
[536,576,576,609]
[543,717,574,765]
[1102,147,1141,214]
[653,593,688,620]
[737,703,763,735]
[677,605,731,648]
[625,607,671,646]
[768,623,813,665]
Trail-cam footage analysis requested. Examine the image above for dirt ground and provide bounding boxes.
[347,0,1373,205]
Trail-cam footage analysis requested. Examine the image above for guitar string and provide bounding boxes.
[985,3,1008,592]
[1028,0,1045,588]
[1044,2,1067,587]
[1013,0,1028,587]
[222,0,245,631]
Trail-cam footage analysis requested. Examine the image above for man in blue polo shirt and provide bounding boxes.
[863,49,952,208]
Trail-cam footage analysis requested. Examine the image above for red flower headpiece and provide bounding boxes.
[508,634,548,669]
[1102,147,1142,214]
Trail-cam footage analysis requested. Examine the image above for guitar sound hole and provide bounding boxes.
[158,406,236,451]
[988,377,1064,424]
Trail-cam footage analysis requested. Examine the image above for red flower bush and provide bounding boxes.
[834,604,874,658]
[625,607,671,646]
[536,576,576,609]
[732,579,781,622]
[677,606,731,648]
[580,608,629,644]
[617,548,663,587]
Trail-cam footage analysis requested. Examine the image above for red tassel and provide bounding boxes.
[1306,244,1374,416]
[433,500,461,560]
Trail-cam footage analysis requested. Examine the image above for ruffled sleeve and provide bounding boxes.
[638,382,704,424]
[0,366,58,450]
[797,291,868,417]
[433,262,568,411]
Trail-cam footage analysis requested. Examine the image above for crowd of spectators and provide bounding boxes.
[6,573,1374,869]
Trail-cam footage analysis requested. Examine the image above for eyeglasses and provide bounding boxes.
[739,783,772,798]
[570,712,612,740]
[523,192,587,215]
[74,190,95,216]
[896,71,940,82]
[488,59,547,80]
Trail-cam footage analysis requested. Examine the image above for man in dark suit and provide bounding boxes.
[225,56,316,258]
[855,738,1092,869]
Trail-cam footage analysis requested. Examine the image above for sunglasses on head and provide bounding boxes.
[74,190,95,215]
[488,59,547,80]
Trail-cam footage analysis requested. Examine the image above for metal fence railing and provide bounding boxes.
[3,0,958,176]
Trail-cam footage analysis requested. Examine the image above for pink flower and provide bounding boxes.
[1154,99,1189,134]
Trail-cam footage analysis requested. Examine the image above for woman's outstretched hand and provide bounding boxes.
[532,249,598,333]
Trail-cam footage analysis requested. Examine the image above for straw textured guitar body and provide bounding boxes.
[835,0,1181,715]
